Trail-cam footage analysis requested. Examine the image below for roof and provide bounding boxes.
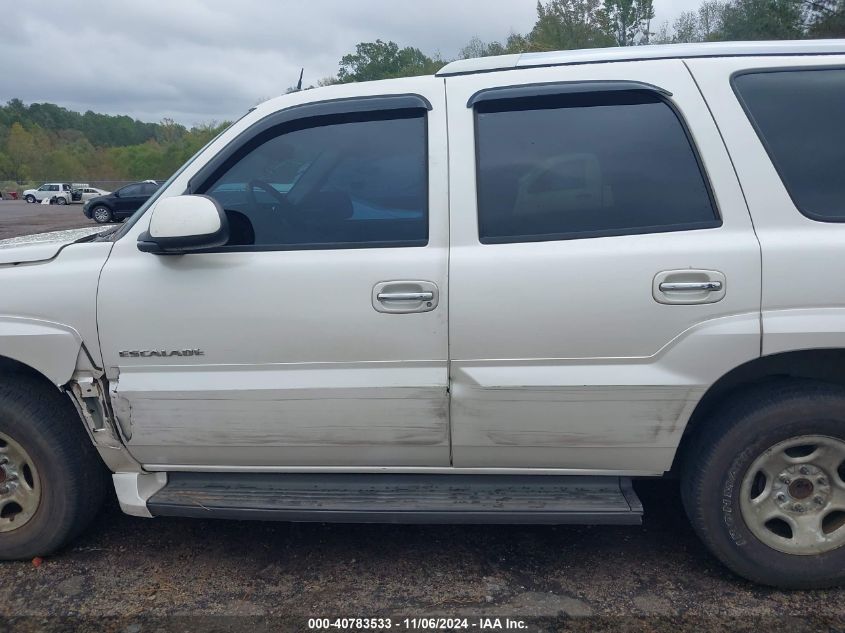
[436,40,845,77]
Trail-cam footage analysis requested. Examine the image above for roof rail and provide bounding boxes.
[436,40,845,77]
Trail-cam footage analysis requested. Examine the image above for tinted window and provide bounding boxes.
[202,112,428,249]
[733,68,845,221]
[141,182,159,196]
[474,91,718,243]
[120,184,143,196]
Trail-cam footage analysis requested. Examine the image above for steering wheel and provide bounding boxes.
[246,179,293,219]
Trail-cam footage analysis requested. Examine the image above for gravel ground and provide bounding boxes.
[0,199,99,240]
[0,201,843,632]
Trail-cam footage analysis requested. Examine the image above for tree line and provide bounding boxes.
[2,0,841,186]
[321,0,842,84]
[0,100,227,186]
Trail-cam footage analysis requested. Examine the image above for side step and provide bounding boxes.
[147,474,643,525]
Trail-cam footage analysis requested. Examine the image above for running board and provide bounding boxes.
[147,474,643,525]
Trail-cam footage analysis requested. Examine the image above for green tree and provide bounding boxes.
[721,0,803,39]
[0,152,12,180]
[698,0,727,39]
[528,0,615,50]
[337,40,444,83]
[806,0,845,36]
[603,0,655,44]
[5,123,33,182]
[673,10,701,41]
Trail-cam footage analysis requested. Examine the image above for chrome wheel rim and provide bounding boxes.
[0,431,42,533]
[93,208,110,222]
[740,435,845,555]
[56,197,66,205]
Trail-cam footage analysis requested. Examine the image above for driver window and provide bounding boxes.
[202,110,428,250]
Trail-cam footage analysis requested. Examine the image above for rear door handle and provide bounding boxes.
[373,281,439,314]
[376,291,434,302]
[653,270,726,305]
[658,281,722,292]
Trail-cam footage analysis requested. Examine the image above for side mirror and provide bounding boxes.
[137,195,229,254]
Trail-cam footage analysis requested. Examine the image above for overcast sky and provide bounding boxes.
[1,0,701,127]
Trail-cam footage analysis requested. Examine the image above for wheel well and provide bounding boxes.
[0,355,58,389]
[673,348,845,473]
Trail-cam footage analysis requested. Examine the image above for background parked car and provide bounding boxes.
[83,180,162,223]
[75,186,110,202]
[22,183,73,205]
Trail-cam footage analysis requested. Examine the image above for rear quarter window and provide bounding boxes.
[732,68,845,222]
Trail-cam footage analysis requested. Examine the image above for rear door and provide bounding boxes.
[445,60,762,474]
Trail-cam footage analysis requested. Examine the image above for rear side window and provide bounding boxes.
[733,68,845,221]
[120,184,143,196]
[474,91,718,243]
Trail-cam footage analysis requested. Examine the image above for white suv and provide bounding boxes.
[22,182,73,205]
[0,40,844,589]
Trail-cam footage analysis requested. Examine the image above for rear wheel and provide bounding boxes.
[0,376,106,560]
[91,206,113,223]
[25,195,35,204]
[56,196,67,206]
[682,381,845,588]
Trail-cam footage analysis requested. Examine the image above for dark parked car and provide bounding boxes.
[83,180,162,223]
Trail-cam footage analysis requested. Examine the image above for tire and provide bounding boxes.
[0,375,106,560]
[25,195,35,204]
[91,206,113,224]
[682,380,845,588]
[56,196,67,205]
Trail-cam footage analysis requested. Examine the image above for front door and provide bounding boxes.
[113,183,145,215]
[445,60,762,474]
[97,81,450,468]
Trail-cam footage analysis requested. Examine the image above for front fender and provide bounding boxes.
[0,316,83,385]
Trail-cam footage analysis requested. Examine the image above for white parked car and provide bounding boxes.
[0,40,844,589]
[22,182,73,205]
[78,186,110,202]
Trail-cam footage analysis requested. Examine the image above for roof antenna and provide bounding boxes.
[296,68,304,91]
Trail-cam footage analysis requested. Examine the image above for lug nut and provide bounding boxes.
[814,496,825,505]
[0,485,8,495]
[780,476,791,484]
[776,493,787,502]
[794,504,805,512]
[799,466,810,475]
[0,457,8,465]
[818,477,828,486]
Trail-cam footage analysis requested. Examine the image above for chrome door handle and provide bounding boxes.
[659,281,722,292]
[377,291,434,302]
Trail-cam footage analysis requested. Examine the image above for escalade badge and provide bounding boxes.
[119,349,205,358]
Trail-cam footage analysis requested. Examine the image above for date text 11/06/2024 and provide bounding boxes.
[307,617,529,630]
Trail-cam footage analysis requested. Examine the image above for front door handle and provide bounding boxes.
[372,281,439,314]
[376,291,434,302]
[658,281,722,292]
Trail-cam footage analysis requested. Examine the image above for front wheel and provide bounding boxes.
[25,195,35,204]
[683,381,845,588]
[91,206,113,223]
[0,377,106,560]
